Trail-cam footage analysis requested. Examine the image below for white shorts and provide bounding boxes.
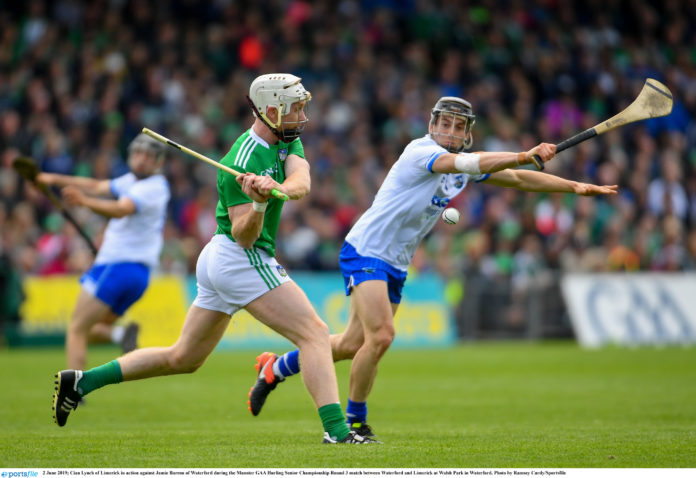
[193,234,292,315]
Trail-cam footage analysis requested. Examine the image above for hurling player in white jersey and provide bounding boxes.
[37,133,170,371]
[248,96,619,440]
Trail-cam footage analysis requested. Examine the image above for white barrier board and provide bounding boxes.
[561,273,696,347]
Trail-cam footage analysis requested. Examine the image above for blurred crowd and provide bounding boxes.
[1,0,696,318]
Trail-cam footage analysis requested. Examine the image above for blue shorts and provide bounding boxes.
[80,263,150,316]
[339,242,408,304]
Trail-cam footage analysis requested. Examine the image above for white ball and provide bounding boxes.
[442,207,460,225]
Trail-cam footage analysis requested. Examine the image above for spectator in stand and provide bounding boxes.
[0,0,692,313]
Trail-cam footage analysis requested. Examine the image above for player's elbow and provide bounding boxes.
[112,199,137,218]
[283,168,311,199]
[111,207,132,218]
[232,229,258,250]
[236,238,255,250]
[502,171,525,189]
[295,182,310,199]
[287,180,310,200]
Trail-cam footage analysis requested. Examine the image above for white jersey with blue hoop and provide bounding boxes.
[345,134,489,271]
[94,172,170,268]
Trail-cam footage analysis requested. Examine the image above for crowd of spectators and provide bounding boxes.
[1,0,696,321]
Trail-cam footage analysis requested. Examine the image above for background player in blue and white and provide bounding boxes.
[249,96,619,440]
[37,133,170,370]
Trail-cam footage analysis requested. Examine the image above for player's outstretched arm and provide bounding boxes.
[62,186,137,217]
[37,173,112,196]
[431,143,557,175]
[484,169,618,196]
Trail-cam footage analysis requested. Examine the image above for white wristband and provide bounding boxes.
[252,201,268,212]
[454,153,481,174]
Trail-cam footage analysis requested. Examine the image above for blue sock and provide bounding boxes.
[273,349,300,379]
[346,399,367,424]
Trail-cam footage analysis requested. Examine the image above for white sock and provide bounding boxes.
[110,326,125,344]
[272,359,284,379]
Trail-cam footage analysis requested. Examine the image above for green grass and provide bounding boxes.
[1,342,695,467]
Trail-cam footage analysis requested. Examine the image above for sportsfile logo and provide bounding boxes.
[2,472,39,478]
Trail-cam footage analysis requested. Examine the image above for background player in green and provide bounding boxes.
[51,73,376,444]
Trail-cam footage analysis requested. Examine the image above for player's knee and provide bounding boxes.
[168,348,205,374]
[172,357,204,374]
[333,335,362,359]
[368,325,395,356]
[341,341,362,359]
[67,318,90,335]
[313,317,330,338]
[297,315,330,345]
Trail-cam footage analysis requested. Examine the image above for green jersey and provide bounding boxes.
[215,129,305,256]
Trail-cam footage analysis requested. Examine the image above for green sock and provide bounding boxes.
[77,360,123,396]
[318,403,351,441]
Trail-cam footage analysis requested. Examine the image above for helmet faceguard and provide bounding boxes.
[429,96,476,152]
[247,73,312,142]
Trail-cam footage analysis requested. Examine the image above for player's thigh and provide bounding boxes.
[337,295,366,345]
[245,281,326,345]
[71,288,118,328]
[351,279,395,334]
[171,305,230,363]
[80,263,149,318]
[195,237,292,316]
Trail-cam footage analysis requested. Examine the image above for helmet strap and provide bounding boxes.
[246,95,285,141]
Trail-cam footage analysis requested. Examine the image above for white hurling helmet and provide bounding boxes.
[247,73,311,142]
[430,96,476,152]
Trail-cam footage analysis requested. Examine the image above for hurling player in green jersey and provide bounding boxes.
[51,74,376,444]
[214,125,305,256]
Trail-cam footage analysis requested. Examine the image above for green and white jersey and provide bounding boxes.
[215,128,304,256]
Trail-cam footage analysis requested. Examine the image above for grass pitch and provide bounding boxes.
[1,342,695,468]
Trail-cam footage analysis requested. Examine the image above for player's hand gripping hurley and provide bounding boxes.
[12,156,99,255]
[141,128,289,201]
[530,78,673,170]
